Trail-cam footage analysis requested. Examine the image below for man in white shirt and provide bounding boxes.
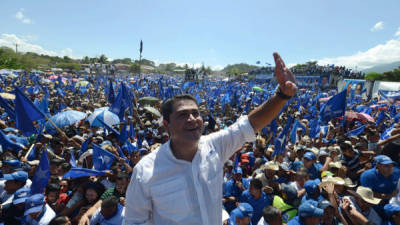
[123,52,297,225]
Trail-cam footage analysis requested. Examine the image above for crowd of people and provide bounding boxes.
[290,64,365,79]
[0,64,398,225]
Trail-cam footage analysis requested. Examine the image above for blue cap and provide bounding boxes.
[318,200,333,209]
[233,167,242,174]
[3,159,21,168]
[24,193,45,215]
[304,152,316,160]
[2,171,28,182]
[231,203,254,219]
[299,201,324,218]
[304,179,321,195]
[384,204,400,217]
[100,140,112,146]
[13,187,31,204]
[376,155,394,165]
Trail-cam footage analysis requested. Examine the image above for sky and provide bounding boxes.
[1,0,400,71]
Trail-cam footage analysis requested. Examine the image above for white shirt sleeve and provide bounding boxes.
[123,165,152,225]
[206,116,256,163]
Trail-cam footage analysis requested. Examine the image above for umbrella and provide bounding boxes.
[0,93,15,100]
[252,86,263,92]
[138,97,160,106]
[45,110,87,134]
[144,106,162,118]
[342,111,375,123]
[87,108,120,127]
[75,80,90,87]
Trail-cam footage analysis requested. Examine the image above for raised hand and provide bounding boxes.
[273,52,297,97]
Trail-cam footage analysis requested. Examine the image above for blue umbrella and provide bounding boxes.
[87,107,120,127]
[45,110,87,134]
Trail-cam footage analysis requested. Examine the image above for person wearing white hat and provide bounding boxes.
[341,186,382,225]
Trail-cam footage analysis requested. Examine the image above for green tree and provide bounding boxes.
[99,54,108,64]
[82,56,90,64]
[130,62,140,73]
[57,62,81,71]
[365,72,383,81]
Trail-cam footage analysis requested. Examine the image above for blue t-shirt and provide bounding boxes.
[240,190,272,225]
[360,167,400,194]
[223,178,250,213]
[306,163,322,180]
[287,216,305,225]
[301,194,325,204]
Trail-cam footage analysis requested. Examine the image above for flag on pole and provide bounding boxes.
[31,149,50,194]
[319,89,347,123]
[346,125,366,137]
[63,168,106,179]
[14,87,46,136]
[273,116,294,157]
[140,40,143,54]
[92,143,116,171]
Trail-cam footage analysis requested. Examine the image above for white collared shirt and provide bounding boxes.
[123,116,255,225]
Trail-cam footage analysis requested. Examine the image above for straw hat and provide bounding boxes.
[343,178,357,188]
[262,161,279,171]
[321,176,345,185]
[329,161,342,169]
[356,186,381,205]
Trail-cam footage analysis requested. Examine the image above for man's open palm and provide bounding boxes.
[273,52,297,97]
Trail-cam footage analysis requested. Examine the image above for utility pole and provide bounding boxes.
[15,43,18,53]
[139,40,143,78]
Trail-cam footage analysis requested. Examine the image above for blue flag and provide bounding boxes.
[346,125,366,137]
[129,122,136,139]
[376,110,387,126]
[379,90,400,103]
[0,95,16,120]
[110,82,133,120]
[31,149,50,194]
[70,151,77,168]
[92,143,116,171]
[14,87,46,136]
[0,129,23,151]
[119,123,128,144]
[273,116,294,157]
[56,87,66,98]
[290,120,306,144]
[107,80,115,104]
[97,118,120,136]
[80,138,90,156]
[309,119,320,138]
[63,168,106,179]
[381,123,395,141]
[27,145,37,161]
[319,89,347,123]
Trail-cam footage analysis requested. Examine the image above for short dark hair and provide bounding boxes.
[101,196,119,209]
[49,216,70,225]
[117,172,130,180]
[250,179,263,190]
[161,94,198,122]
[46,183,60,194]
[262,206,281,223]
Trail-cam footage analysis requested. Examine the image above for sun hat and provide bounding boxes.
[355,186,381,205]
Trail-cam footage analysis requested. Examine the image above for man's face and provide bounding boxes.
[303,158,313,168]
[377,163,394,178]
[115,178,128,194]
[236,216,251,225]
[46,191,59,204]
[4,180,21,194]
[164,99,203,142]
[101,206,117,220]
[305,216,321,225]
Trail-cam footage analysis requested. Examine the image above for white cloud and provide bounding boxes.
[0,33,57,56]
[61,48,73,58]
[211,65,224,71]
[395,27,400,37]
[15,9,32,24]
[318,38,400,70]
[371,21,384,32]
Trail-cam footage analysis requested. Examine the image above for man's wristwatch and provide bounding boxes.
[275,87,292,100]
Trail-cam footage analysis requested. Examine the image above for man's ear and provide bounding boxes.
[162,119,169,131]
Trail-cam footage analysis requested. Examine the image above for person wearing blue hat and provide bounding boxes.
[301,179,324,204]
[240,179,272,224]
[0,171,29,205]
[302,152,324,180]
[0,187,30,225]
[224,167,250,213]
[360,154,400,217]
[384,204,400,225]
[228,203,254,225]
[1,159,22,174]
[287,200,324,225]
[24,193,56,225]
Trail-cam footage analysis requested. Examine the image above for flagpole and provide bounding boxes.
[23,143,36,161]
